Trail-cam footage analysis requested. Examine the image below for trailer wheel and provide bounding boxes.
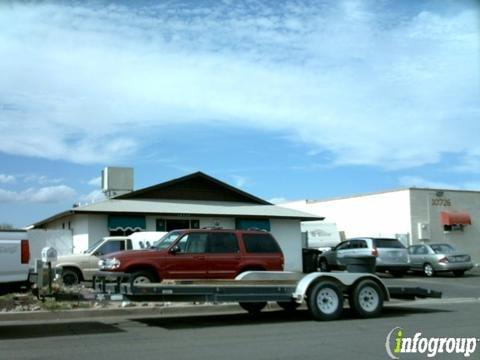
[349,280,383,318]
[239,302,267,314]
[307,281,343,321]
[277,301,300,312]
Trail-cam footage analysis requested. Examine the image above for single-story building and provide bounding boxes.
[281,187,480,264]
[32,171,321,271]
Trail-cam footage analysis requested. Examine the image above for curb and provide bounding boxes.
[0,303,248,323]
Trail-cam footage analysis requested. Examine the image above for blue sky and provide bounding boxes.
[0,0,479,227]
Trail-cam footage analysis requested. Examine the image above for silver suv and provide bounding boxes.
[318,237,410,277]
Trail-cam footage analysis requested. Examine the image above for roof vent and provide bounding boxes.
[102,167,134,198]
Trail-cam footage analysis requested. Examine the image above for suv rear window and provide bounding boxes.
[242,233,281,253]
[373,238,405,249]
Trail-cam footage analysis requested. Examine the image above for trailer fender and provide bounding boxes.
[292,272,390,304]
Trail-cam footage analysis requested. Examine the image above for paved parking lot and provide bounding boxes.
[0,272,479,360]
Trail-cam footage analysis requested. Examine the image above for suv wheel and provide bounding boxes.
[319,258,330,272]
[239,301,267,314]
[130,270,157,286]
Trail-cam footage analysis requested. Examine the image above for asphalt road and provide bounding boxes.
[1,274,479,360]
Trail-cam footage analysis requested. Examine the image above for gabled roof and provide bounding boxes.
[114,171,271,205]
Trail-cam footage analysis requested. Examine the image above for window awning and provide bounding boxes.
[440,211,472,226]
[108,215,146,231]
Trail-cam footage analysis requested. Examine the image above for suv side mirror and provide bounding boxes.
[169,245,181,254]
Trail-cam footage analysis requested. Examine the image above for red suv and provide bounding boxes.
[99,229,284,284]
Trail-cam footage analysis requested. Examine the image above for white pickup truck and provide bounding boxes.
[0,231,30,289]
[56,232,167,285]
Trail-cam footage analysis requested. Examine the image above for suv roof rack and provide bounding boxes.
[201,226,224,230]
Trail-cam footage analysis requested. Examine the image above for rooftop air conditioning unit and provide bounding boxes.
[102,167,134,198]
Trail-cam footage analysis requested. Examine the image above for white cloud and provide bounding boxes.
[231,175,250,189]
[88,176,102,187]
[0,174,15,184]
[0,1,478,169]
[268,197,288,204]
[22,174,63,185]
[0,185,76,203]
[79,189,106,204]
[399,176,480,191]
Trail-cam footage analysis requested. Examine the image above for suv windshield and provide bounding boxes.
[430,244,455,254]
[152,230,182,249]
[373,238,405,249]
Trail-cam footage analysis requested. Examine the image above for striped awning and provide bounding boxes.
[108,215,146,231]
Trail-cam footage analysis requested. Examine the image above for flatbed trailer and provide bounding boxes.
[58,270,442,321]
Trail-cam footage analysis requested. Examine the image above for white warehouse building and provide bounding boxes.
[282,188,480,264]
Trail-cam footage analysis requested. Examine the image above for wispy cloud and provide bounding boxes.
[0,185,76,203]
[87,176,102,187]
[231,175,250,189]
[268,197,288,204]
[0,1,478,170]
[399,176,480,191]
[22,174,63,185]
[0,174,15,184]
[79,189,106,204]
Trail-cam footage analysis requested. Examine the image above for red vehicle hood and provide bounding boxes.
[105,248,165,260]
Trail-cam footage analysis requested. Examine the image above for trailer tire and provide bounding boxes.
[349,279,383,318]
[277,301,300,312]
[307,281,343,321]
[239,302,267,314]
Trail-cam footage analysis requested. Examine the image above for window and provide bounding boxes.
[208,233,239,253]
[153,230,182,249]
[430,244,455,254]
[373,238,405,249]
[96,240,125,255]
[236,218,271,231]
[126,239,133,250]
[156,219,200,231]
[335,241,351,251]
[242,233,281,253]
[176,233,208,253]
[413,246,428,255]
[350,240,367,249]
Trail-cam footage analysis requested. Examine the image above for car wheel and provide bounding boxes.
[349,280,384,318]
[239,302,267,314]
[62,268,81,286]
[453,270,465,277]
[277,301,300,312]
[423,263,434,277]
[130,270,157,286]
[307,281,343,321]
[319,258,330,272]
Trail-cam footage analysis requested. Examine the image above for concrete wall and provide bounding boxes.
[411,189,480,263]
[283,190,412,244]
[270,219,302,272]
[28,229,73,264]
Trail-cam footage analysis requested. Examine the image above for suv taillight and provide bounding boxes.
[21,239,30,264]
[371,246,378,257]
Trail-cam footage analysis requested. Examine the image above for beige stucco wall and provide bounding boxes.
[411,189,480,263]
